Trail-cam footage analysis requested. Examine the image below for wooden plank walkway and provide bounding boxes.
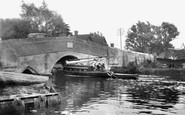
[0,93,60,113]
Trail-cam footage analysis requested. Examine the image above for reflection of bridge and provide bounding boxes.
[0,35,153,75]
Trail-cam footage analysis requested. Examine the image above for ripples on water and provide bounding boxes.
[2,71,185,115]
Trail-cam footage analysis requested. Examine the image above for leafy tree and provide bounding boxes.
[1,1,71,40]
[160,22,179,51]
[0,18,31,40]
[125,21,179,55]
[125,21,152,53]
[20,1,71,36]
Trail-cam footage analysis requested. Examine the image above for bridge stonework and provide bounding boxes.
[0,36,153,75]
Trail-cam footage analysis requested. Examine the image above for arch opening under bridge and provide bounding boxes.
[52,55,78,70]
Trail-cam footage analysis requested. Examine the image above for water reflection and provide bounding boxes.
[52,71,184,115]
[127,82,179,110]
[1,71,185,115]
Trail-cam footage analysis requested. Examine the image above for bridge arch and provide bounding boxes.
[52,55,78,70]
[45,51,97,74]
[17,51,96,75]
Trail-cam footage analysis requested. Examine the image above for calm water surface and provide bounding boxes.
[3,71,185,115]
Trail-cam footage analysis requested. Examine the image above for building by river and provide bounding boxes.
[157,48,185,68]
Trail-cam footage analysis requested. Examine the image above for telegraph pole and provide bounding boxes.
[119,28,122,49]
[118,28,124,49]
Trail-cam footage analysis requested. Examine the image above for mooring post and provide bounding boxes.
[39,95,46,107]
[13,98,25,111]
[33,98,40,108]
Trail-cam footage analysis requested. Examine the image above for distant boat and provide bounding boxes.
[0,71,49,85]
[62,65,138,79]
[112,73,138,80]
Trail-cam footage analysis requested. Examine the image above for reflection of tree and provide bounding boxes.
[127,82,179,109]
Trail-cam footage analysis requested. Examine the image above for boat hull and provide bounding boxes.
[0,71,49,85]
[63,70,138,79]
[113,73,138,80]
[63,70,110,78]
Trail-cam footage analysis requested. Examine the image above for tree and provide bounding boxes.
[0,18,31,40]
[125,21,179,55]
[125,21,152,53]
[1,1,72,40]
[160,22,179,51]
[20,1,72,37]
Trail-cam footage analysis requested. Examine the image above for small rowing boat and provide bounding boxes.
[112,73,138,80]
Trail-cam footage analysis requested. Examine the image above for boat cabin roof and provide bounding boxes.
[64,65,93,70]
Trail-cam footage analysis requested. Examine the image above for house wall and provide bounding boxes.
[157,58,185,68]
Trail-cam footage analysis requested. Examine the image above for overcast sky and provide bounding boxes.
[0,0,185,49]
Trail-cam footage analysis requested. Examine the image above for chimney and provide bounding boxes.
[110,43,114,47]
[74,31,78,36]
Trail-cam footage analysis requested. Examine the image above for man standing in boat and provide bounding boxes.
[92,59,106,71]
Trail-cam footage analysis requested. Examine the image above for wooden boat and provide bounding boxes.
[63,70,110,77]
[0,71,49,85]
[62,65,138,79]
[112,73,138,80]
[62,65,109,77]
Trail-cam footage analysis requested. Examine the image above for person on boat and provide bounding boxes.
[93,62,97,71]
[96,63,106,71]
[97,63,101,71]
[101,63,105,71]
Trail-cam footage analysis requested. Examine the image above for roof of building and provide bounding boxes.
[157,49,185,60]
[75,34,108,46]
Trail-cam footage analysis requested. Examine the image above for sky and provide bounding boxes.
[0,0,185,49]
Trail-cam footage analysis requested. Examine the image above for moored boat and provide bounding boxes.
[61,57,138,79]
[62,65,138,79]
[62,65,110,77]
[0,71,49,85]
[112,73,138,80]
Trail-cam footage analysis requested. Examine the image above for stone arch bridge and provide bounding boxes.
[0,36,153,75]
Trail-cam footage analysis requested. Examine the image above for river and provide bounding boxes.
[2,71,185,115]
